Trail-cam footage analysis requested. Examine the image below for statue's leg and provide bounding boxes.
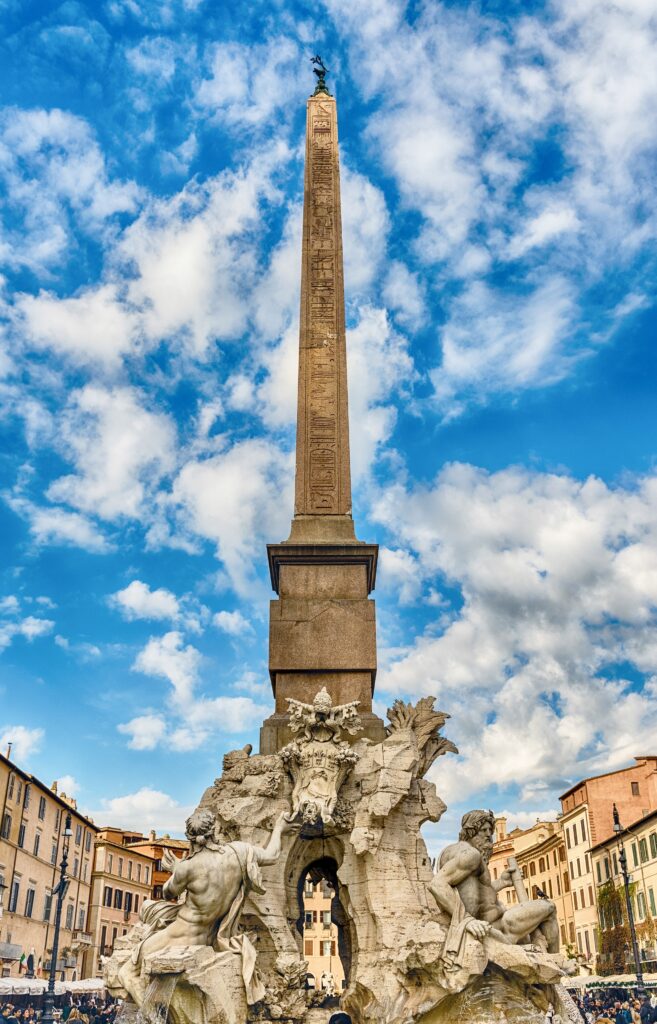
[499,900,559,953]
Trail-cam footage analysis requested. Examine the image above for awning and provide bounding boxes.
[0,942,22,961]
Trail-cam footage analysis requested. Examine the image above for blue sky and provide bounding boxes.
[1,0,656,848]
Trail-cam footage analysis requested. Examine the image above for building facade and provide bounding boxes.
[490,817,575,956]
[302,878,345,992]
[559,756,657,967]
[591,808,657,975]
[123,831,188,899]
[0,752,97,979]
[86,827,155,978]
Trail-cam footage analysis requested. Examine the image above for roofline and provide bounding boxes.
[94,836,156,859]
[590,808,657,852]
[0,752,98,831]
[558,756,657,801]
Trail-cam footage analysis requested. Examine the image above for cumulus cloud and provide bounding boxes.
[118,714,168,750]
[111,580,180,622]
[88,787,193,835]
[213,610,253,636]
[132,631,202,706]
[373,463,657,805]
[0,724,44,761]
[48,385,176,521]
[0,613,55,651]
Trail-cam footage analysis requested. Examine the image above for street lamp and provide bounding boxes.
[41,813,72,1024]
[612,803,644,993]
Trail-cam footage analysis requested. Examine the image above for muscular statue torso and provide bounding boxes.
[438,841,503,923]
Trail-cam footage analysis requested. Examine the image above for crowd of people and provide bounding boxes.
[0,996,120,1024]
[571,988,657,1023]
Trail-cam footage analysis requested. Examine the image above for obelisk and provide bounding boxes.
[261,60,385,754]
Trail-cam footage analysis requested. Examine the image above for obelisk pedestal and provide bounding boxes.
[260,88,385,754]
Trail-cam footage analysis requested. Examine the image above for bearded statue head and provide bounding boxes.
[459,809,496,862]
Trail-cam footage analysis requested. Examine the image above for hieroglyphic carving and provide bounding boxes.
[300,98,347,514]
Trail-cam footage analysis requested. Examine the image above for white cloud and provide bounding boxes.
[132,631,201,706]
[213,610,253,636]
[171,438,293,594]
[118,714,167,750]
[373,463,657,804]
[17,284,139,372]
[0,614,55,651]
[88,787,193,835]
[56,774,80,796]
[22,503,110,552]
[0,107,139,273]
[47,385,176,521]
[111,580,180,622]
[382,261,426,330]
[0,725,44,762]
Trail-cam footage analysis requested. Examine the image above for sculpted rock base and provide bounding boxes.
[416,968,553,1023]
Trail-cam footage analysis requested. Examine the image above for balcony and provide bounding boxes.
[73,931,93,945]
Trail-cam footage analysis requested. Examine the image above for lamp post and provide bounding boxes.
[41,813,72,1024]
[612,803,644,993]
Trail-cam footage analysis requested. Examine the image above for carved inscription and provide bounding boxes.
[305,101,340,513]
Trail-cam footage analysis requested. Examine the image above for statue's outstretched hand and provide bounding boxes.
[465,918,491,941]
[278,811,301,833]
[162,849,179,873]
[498,869,515,889]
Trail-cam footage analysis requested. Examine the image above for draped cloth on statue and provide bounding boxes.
[132,841,266,1005]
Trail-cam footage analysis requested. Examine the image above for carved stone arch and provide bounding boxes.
[284,833,354,983]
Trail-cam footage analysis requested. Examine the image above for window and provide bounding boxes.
[18,823,26,847]
[566,828,571,850]
[632,843,638,867]
[650,833,657,859]
[118,857,123,878]
[569,921,575,943]
[559,846,565,862]
[24,888,35,918]
[584,930,591,957]
[33,833,41,857]
[43,893,52,922]
[560,924,566,944]
[24,785,30,809]
[125,892,133,914]
[51,844,58,865]
[588,885,594,905]
[75,824,82,845]
[581,889,586,907]
[112,927,117,948]
[16,779,22,803]
[585,853,590,872]
[1,812,11,839]
[563,872,570,893]
[65,903,74,930]
[54,808,60,830]
[78,907,85,930]
[9,880,20,912]
[613,852,618,875]
[313,910,318,923]
[38,795,46,820]
[134,895,139,913]
[128,861,132,880]
[144,867,149,883]
[305,912,312,927]
[556,875,561,896]
[153,885,163,899]
[73,858,79,877]
[604,857,610,880]
[154,858,162,871]
[573,891,578,910]
[103,886,113,907]
[637,891,646,919]
[305,879,314,896]
[85,831,92,852]
[100,925,107,954]
[322,910,331,926]
[596,862,602,884]
[548,880,553,898]
[649,888,656,916]
[322,941,332,957]
[8,774,14,800]
[304,941,313,956]
[553,851,558,867]
[83,863,87,881]
[137,864,142,882]
[114,889,123,909]
[569,860,574,878]
[529,862,536,876]
[639,838,649,863]
[538,857,545,873]
[576,857,581,877]
[580,820,587,844]
[576,932,583,953]
[108,854,113,873]
[631,781,640,796]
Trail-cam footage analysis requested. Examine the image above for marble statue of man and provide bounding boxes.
[429,809,559,971]
[118,807,296,1004]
